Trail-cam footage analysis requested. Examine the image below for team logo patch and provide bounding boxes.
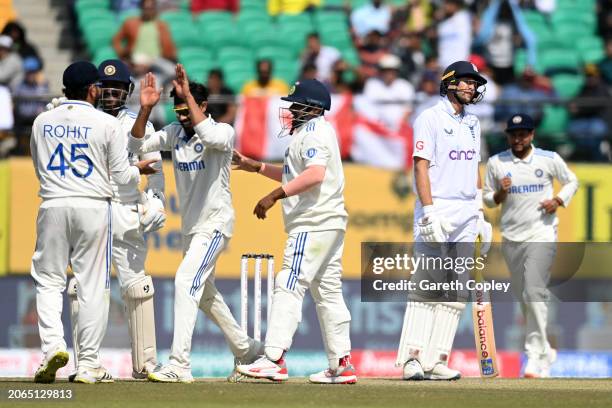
[194,143,203,153]
[468,125,476,140]
[415,141,424,151]
[444,128,453,135]
[104,65,116,76]
[512,115,523,124]
[481,358,494,376]
[472,63,479,72]
[535,168,544,177]
[306,148,317,158]
[289,84,297,95]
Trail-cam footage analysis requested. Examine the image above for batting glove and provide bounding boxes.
[417,205,452,244]
[477,211,493,255]
[45,97,67,111]
[139,190,166,233]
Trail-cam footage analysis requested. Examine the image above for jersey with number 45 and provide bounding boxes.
[30,100,140,200]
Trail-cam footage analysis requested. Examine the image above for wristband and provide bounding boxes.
[553,197,564,207]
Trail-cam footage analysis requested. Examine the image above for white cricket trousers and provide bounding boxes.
[169,231,250,369]
[111,201,147,293]
[265,229,352,366]
[31,197,111,369]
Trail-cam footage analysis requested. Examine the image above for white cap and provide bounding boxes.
[378,54,401,70]
[0,35,13,49]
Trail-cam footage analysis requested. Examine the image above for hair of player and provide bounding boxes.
[171,81,209,106]
[63,85,90,101]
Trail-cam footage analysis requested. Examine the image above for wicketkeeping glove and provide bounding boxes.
[476,211,493,255]
[417,205,452,243]
[138,190,166,233]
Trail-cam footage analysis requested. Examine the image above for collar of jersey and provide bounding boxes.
[510,144,535,164]
[294,116,322,134]
[61,100,94,108]
[438,98,465,122]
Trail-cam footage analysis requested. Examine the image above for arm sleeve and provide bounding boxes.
[552,153,579,206]
[128,125,175,154]
[108,122,140,186]
[30,119,41,181]
[412,112,435,162]
[142,123,165,196]
[483,159,499,208]
[300,128,331,167]
[193,117,234,151]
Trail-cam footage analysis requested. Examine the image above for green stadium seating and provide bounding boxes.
[75,0,110,15]
[84,30,114,54]
[256,46,294,65]
[198,21,242,50]
[118,9,140,23]
[314,11,347,28]
[180,0,191,10]
[272,60,299,84]
[276,14,314,30]
[196,11,234,25]
[522,10,547,29]
[277,26,310,50]
[169,24,199,47]
[92,46,117,65]
[341,47,360,67]
[178,47,214,65]
[223,63,256,93]
[217,46,254,65]
[576,37,605,64]
[539,48,580,73]
[237,10,272,26]
[320,27,352,49]
[552,12,596,34]
[553,24,594,47]
[551,74,585,99]
[159,10,193,25]
[537,105,572,150]
[164,101,177,123]
[78,9,115,30]
[557,0,596,11]
[245,29,285,50]
[184,60,212,82]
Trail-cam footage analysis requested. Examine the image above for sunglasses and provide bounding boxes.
[173,107,190,116]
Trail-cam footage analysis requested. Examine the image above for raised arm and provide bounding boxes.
[232,149,283,182]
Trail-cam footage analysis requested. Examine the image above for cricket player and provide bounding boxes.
[484,113,578,378]
[128,65,262,383]
[234,79,356,384]
[30,61,157,384]
[66,59,166,380]
[396,61,492,380]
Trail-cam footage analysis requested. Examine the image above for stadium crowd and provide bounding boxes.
[1,0,611,163]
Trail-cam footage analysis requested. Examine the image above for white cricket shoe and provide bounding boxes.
[133,362,161,380]
[227,338,264,383]
[309,355,357,384]
[236,356,288,382]
[147,364,194,383]
[73,366,114,384]
[424,363,461,380]
[540,348,557,378]
[34,349,69,383]
[524,355,541,378]
[402,358,424,381]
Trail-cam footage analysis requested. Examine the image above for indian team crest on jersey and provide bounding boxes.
[534,168,544,177]
[104,65,116,76]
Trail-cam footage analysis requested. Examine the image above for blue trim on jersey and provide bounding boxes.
[287,232,307,290]
[106,202,112,289]
[306,121,316,132]
[189,231,223,296]
[534,148,555,159]
[497,150,512,158]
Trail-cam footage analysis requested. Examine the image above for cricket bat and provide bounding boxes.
[472,237,499,378]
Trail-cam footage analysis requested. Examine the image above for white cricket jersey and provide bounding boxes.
[112,109,164,203]
[128,116,234,237]
[30,100,140,200]
[282,116,348,234]
[484,146,579,241]
[413,98,481,204]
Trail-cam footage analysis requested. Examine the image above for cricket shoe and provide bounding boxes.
[34,349,69,383]
[424,363,461,380]
[132,362,162,380]
[402,359,424,381]
[523,355,541,378]
[539,348,557,378]
[147,364,194,383]
[73,366,114,384]
[227,338,264,383]
[309,355,357,384]
[525,349,557,378]
[236,356,288,382]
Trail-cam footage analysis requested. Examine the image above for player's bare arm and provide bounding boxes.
[494,177,512,204]
[132,72,161,139]
[232,149,283,181]
[173,64,207,126]
[539,197,564,214]
[414,157,433,206]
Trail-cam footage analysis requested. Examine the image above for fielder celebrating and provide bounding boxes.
[128,65,261,383]
[30,61,157,384]
[66,59,166,380]
[234,79,356,384]
[396,61,492,381]
[484,113,578,378]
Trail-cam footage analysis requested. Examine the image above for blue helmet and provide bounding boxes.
[281,79,331,111]
[97,59,134,113]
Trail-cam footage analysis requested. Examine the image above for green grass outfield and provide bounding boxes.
[1,378,611,408]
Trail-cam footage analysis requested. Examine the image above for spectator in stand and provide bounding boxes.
[112,0,177,80]
[473,0,536,85]
[597,0,612,40]
[206,69,237,124]
[363,54,415,131]
[1,21,42,66]
[301,33,341,83]
[351,0,392,40]
[13,57,49,154]
[299,62,318,81]
[468,54,499,154]
[241,59,289,96]
[567,64,611,161]
[358,30,388,79]
[411,70,439,124]
[495,68,554,125]
[0,35,23,90]
[0,84,14,158]
[436,0,472,70]
[268,0,321,16]
[112,0,140,12]
[390,30,426,83]
[326,60,355,94]
[599,38,612,85]
[192,0,239,14]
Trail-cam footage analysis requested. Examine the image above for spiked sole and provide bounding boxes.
[34,351,69,384]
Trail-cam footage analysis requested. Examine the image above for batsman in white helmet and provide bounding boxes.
[484,113,578,378]
[128,65,262,383]
[66,59,166,380]
[396,61,492,380]
[233,79,356,384]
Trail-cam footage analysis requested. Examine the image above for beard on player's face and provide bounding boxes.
[508,131,533,152]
